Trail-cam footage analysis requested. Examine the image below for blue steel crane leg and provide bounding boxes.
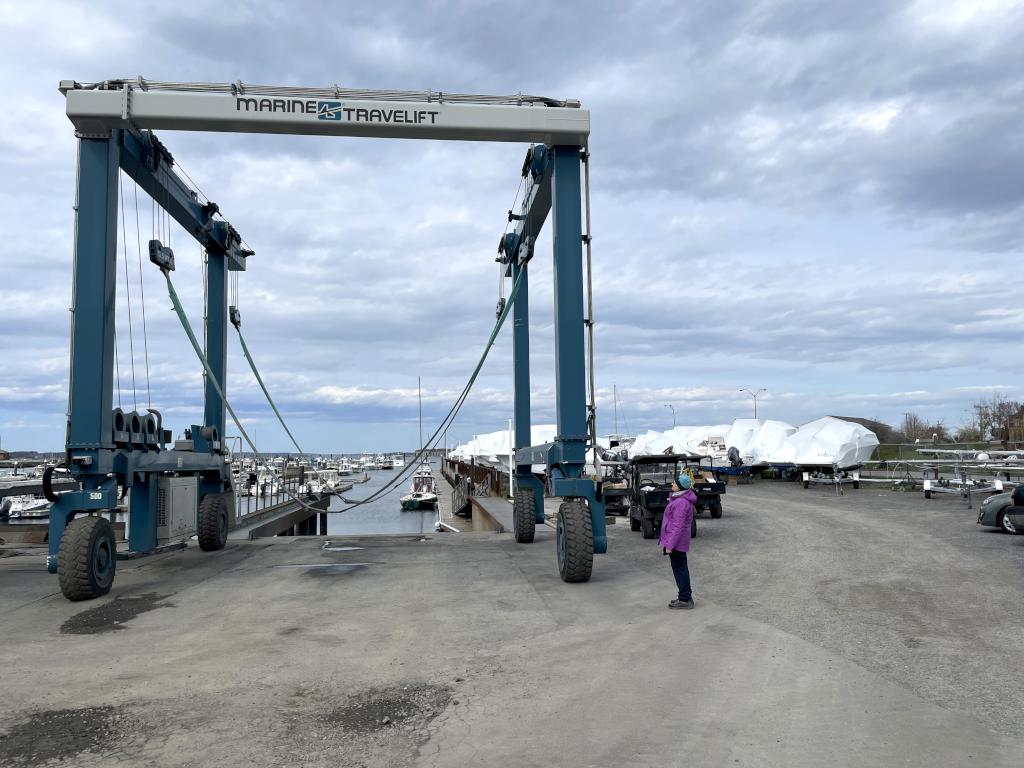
[204,251,227,441]
[549,144,606,553]
[47,135,122,572]
[511,259,545,522]
[127,474,158,552]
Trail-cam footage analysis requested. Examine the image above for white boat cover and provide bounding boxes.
[447,425,557,464]
[453,417,879,470]
[771,417,879,468]
[627,417,877,468]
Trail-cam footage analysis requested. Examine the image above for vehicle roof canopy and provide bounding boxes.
[628,453,702,465]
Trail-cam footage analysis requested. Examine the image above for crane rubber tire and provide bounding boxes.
[198,494,228,552]
[58,515,116,601]
[513,488,536,544]
[557,500,593,583]
[641,515,657,539]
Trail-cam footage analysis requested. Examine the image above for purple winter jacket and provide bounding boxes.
[659,489,697,552]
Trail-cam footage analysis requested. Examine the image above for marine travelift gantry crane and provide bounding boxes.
[50,79,605,600]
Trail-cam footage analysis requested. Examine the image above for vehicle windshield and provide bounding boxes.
[635,463,678,486]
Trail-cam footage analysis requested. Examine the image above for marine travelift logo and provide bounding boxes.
[317,101,342,121]
[235,97,440,125]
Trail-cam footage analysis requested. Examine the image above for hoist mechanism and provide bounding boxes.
[50,78,601,600]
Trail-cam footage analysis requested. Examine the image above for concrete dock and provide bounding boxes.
[1,483,1023,767]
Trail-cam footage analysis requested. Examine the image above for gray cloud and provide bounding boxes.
[1,0,1021,451]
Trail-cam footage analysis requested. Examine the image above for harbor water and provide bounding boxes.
[326,459,441,536]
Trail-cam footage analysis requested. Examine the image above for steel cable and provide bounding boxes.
[331,268,523,510]
[118,174,138,410]
[132,182,152,407]
[160,269,325,513]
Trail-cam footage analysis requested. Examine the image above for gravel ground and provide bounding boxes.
[1,480,1022,767]
[639,481,1024,733]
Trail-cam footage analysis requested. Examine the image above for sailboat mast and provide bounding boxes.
[418,376,423,451]
[613,384,619,435]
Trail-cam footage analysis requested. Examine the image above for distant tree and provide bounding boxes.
[898,413,929,442]
[955,423,983,442]
[895,413,949,443]
[972,393,1022,441]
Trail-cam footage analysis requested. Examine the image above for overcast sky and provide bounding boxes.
[1,0,1022,453]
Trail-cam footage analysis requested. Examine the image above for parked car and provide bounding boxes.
[1005,485,1024,534]
[976,491,1022,534]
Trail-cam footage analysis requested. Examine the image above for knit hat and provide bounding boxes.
[676,475,692,490]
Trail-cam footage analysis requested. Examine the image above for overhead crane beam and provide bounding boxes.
[60,79,590,145]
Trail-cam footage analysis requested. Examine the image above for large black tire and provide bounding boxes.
[513,488,536,544]
[710,498,723,519]
[557,500,593,583]
[198,493,228,551]
[58,515,116,601]
[691,517,698,539]
[630,516,641,532]
[924,490,932,499]
[640,515,657,539]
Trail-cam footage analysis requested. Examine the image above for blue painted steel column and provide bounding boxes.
[204,251,227,438]
[49,133,121,572]
[128,475,157,552]
[550,145,587,474]
[512,258,531,468]
[66,134,121,463]
[512,258,545,521]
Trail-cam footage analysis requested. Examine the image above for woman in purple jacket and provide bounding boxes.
[660,475,697,609]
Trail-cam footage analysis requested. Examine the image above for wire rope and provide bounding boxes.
[161,265,520,514]
[118,174,138,410]
[331,268,523,510]
[233,324,308,462]
[160,269,323,513]
[132,182,152,407]
[113,327,122,410]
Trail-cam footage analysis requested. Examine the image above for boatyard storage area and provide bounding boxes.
[2,482,1023,767]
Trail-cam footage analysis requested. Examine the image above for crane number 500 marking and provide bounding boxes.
[89,492,102,500]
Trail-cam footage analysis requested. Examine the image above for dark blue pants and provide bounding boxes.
[669,551,692,601]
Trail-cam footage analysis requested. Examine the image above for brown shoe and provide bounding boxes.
[668,599,695,610]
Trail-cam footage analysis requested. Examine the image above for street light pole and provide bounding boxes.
[739,388,767,419]
[664,403,676,428]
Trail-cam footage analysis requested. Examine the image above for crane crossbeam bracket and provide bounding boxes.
[60,79,590,144]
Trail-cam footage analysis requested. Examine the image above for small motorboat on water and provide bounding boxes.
[401,378,439,511]
[400,464,438,510]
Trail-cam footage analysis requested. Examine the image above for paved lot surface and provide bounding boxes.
[1,482,1022,767]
